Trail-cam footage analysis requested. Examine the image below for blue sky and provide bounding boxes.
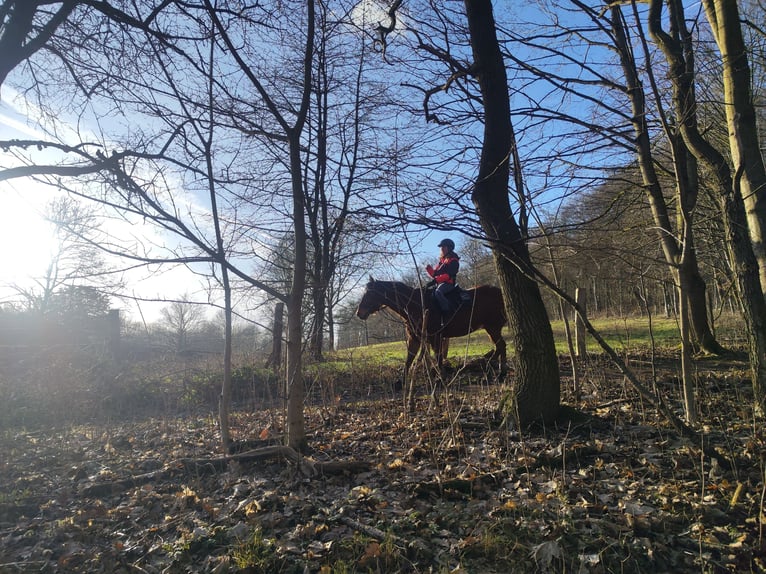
[0,0,642,323]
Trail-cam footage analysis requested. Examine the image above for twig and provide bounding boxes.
[80,446,370,497]
[336,515,432,558]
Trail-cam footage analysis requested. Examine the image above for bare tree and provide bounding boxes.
[607,1,724,358]
[462,0,560,425]
[701,0,766,298]
[10,196,122,315]
[204,0,315,450]
[160,294,205,353]
[649,0,766,411]
[305,0,374,360]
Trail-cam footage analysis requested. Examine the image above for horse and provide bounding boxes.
[355,276,507,406]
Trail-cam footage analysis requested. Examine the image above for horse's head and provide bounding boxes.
[356,276,384,320]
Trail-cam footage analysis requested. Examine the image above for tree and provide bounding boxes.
[373,0,561,423]
[649,0,766,411]
[47,284,111,319]
[607,1,724,358]
[160,295,205,353]
[305,1,371,360]
[11,196,121,316]
[701,0,766,298]
[0,1,319,450]
[205,0,316,450]
[462,0,560,425]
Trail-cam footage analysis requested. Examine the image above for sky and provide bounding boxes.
[0,90,215,323]
[0,100,61,293]
[0,0,583,325]
[0,87,443,325]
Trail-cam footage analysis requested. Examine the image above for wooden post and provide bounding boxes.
[575,287,587,358]
[107,309,121,357]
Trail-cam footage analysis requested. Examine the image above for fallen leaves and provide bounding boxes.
[0,360,764,573]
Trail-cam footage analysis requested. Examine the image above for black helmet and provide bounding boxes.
[438,238,455,251]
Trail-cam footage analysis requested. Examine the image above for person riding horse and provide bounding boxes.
[425,238,459,325]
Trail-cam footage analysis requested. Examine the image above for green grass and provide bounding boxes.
[331,316,705,365]
[551,315,684,353]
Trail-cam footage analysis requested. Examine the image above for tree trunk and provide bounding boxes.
[219,269,232,452]
[283,0,315,451]
[681,247,726,354]
[649,0,766,411]
[463,0,559,426]
[266,302,284,371]
[327,299,335,352]
[309,283,325,361]
[611,4,723,355]
[575,287,587,358]
[702,0,766,298]
[286,153,309,450]
[678,277,696,424]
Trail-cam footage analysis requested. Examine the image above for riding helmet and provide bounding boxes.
[438,238,455,251]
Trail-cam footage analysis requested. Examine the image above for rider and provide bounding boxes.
[425,238,460,324]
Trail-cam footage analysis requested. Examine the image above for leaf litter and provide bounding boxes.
[1,353,765,573]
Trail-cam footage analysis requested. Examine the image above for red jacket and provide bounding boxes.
[426,253,459,284]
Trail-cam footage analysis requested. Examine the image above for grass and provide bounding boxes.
[331,314,743,366]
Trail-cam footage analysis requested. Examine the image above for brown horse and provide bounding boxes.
[356,277,507,403]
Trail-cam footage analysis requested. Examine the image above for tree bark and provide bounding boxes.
[463,0,560,426]
[611,4,724,355]
[284,1,315,451]
[266,302,284,371]
[575,288,587,358]
[701,0,766,299]
[649,0,766,411]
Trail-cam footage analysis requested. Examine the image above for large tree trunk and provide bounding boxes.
[463,0,560,426]
[681,246,725,354]
[702,0,766,299]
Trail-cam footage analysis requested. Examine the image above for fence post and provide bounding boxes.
[575,287,587,358]
[107,309,121,357]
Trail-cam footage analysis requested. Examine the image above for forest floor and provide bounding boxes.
[1,350,765,573]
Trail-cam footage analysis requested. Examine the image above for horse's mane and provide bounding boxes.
[368,279,418,293]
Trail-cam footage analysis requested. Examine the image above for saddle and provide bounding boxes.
[426,284,472,314]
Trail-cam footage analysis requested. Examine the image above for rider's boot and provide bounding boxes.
[438,306,449,328]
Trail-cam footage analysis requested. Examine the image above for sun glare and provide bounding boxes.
[0,185,57,290]
[350,0,389,28]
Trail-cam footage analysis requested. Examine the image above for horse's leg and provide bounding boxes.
[405,336,420,411]
[441,337,449,366]
[487,327,508,374]
[496,337,507,373]
[426,334,445,408]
